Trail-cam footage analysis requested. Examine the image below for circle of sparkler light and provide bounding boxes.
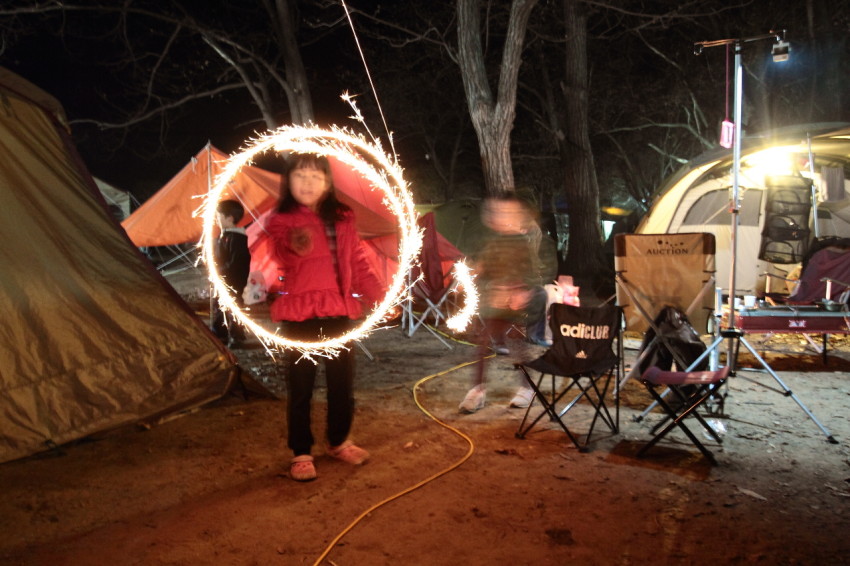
[200,125,422,360]
[445,261,478,332]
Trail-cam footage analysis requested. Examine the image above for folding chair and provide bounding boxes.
[615,233,717,387]
[515,303,623,452]
[401,269,456,348]
[401,212,458,348]
[637,365,731,465]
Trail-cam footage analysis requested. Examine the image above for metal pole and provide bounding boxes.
[726,41,743,331]
[807,133,820,239]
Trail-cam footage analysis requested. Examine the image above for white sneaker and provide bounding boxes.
[509,386,535,408]
[459,385,486,413]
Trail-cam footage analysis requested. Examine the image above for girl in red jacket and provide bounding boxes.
[266,153,385,482]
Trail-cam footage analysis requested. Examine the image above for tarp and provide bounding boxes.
[0,67,236,464]
[637,123,850,294]
[124,145,463,293]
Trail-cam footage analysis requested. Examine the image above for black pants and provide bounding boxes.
[211,301,245,344]
[283,318,356,456]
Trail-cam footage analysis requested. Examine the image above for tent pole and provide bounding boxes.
[807,133,820,240]
[207,142,215,331]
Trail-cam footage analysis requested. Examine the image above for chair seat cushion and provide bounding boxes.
[524,352,618,377]
[641,365,730,386]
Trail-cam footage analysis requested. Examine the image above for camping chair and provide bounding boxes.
[637,365,730,465]
[402,270,457,348]
[759,237,850,359]
[763,237,850,305]
[514,303,623,452]
[614,233,717,388]
[401,213,457,348]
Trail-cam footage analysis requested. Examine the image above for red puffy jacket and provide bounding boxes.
[265,205,385,322]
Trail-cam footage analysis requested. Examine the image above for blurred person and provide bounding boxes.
[266,153,385,482]
[459,195,556,413]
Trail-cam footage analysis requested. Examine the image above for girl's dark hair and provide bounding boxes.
[276,153,350,223]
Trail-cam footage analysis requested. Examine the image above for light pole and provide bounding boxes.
[694,30,788,330]
[688,32,835,443]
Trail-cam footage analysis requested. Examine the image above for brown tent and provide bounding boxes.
[0,68,237,464]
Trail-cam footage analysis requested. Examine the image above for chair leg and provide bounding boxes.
[515,367,619,452]
[637,384,721,464]
[514,368,584,450]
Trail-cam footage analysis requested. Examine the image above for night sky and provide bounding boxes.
[3,6,360,201]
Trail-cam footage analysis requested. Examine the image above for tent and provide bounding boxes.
[123,144,463,294]
[637,123,850,295]
[122,145,282,248]
[94,177,134,220]
[0,68,237,464]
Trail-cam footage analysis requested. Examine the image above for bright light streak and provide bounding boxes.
[200,124,422,360]
[446,261,478,332]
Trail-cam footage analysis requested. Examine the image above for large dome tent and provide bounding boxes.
[637,123,850,295]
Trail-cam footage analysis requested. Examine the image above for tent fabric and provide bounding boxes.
[637,124,850,295]
[0,68,236,464]
[122,145,281,247]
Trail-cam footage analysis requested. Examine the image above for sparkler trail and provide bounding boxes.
[446,261,479,332]
[200,124,422,361]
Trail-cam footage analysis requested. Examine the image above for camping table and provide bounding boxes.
[723,305,850,363]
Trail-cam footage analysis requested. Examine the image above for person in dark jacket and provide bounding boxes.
[212,199,251,347]
[266,153,385,482]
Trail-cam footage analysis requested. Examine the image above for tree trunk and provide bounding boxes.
[271,0,314,125]
[561,0,607,287]
[456,0,537,196]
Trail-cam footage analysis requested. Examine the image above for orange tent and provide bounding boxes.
[122,145,281,247]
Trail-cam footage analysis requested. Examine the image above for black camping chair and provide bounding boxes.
[637,365,731,465]
[515,303,623,452]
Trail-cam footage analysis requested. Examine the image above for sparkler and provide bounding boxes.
[200,124,422,360]
[445,261,478,332]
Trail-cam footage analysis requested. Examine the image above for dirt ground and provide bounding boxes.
[2,286,850,564]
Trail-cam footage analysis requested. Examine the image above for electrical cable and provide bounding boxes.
[311,355,494,566]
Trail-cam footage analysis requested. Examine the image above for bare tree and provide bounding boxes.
[456,0,538,196]
[0,0,316,132]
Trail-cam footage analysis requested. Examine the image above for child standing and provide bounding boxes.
[266,153,384,482]
[212,199,251,347]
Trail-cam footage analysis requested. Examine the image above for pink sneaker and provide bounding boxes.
[290,455,317,482]
[327,440,369,465]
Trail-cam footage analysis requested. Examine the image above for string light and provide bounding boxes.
[200,124,422,361]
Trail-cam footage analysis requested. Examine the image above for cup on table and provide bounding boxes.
[743,295,757,309]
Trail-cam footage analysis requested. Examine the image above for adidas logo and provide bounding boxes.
[575,350,588,359]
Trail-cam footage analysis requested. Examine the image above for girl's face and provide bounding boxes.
[289,165,331,212]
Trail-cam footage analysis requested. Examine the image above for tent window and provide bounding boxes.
[682,189,762,227]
